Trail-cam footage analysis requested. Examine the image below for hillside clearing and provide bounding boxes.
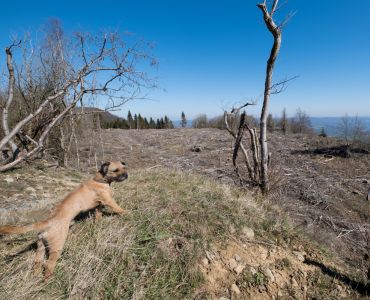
[72,128,369,274]
[0,169,366,299]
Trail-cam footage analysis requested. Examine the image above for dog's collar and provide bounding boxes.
[93,178,110,185]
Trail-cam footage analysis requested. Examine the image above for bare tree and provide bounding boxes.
[224,0,290,193]
[192,114,208,128]
[257,0,283,194]
[0,26,156,171]
[290,108,313,134]
[267,113,275,132]
[280,108,289,134]
[338,114,351,145]
[352,115,367,144]
[338,114,367,146]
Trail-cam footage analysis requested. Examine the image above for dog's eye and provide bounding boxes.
[113,169,119,172]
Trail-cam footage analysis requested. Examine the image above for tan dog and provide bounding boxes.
[0,161,128,279]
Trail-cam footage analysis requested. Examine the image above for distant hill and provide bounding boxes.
[73,107,124,123]
[310,116,370,136]
[174,116,370,136]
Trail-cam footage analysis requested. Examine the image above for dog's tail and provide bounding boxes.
[0,220,50,235]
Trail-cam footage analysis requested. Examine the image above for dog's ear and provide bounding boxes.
[99,162,110,177]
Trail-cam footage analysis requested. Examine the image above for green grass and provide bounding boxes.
[0,169,365,299]
[0,170,256,299]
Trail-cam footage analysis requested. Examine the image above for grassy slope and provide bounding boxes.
[0,169,366,299]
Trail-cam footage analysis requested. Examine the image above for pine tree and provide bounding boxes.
[127,111,133,129]
[319,127,327,137]
[133,114,138,129]
[121,119,129,129]
[164,115,169,129]
[181,111,187,128]
[149,117,155,129]
[138,114,143,129]
[143,117,149,129]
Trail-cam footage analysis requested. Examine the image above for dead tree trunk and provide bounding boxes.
[2,43,20,157]
[224,105,259,185]
[257,0,282,194]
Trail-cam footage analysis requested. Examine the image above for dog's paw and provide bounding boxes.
[118,210,131,217]
[117,210,126,216]
[94,209,103,221]
[33,262,42,274]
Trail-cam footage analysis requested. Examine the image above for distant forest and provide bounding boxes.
[100,111,174,129]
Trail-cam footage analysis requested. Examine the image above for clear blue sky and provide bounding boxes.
[1,0,369,120]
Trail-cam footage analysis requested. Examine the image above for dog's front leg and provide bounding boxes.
[34,236,46,273]
[100,192,126,215]
[94,208,103,221]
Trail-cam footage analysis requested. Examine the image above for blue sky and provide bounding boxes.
[1,0,369,120]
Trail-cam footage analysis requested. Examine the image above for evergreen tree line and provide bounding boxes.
[101,111,174,129]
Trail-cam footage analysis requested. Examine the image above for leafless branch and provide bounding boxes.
[230,100,257,114]
[270,0,279,15]
[278,10,296,29]
[79,35,88,66]
[270,75,298,94]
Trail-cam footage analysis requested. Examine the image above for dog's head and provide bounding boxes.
[99,161,128,183]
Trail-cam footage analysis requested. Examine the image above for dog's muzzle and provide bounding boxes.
[116,173,128,182]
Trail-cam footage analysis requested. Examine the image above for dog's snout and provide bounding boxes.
[116,172,128,182]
